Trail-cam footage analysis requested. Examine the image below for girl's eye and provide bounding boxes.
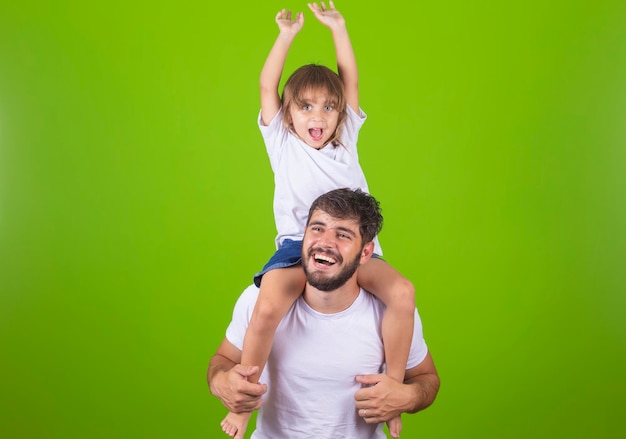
[302,104,312,111]
[324,105,333,111]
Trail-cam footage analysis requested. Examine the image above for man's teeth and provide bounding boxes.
[314,253,336,264]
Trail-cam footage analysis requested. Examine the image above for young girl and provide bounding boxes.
[221,3,415,439]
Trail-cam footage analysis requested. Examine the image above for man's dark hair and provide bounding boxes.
[306,188,383,244]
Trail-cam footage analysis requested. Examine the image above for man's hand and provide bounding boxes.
[354,353,440,423]
[354,374,412,424]
[209,362,267,413]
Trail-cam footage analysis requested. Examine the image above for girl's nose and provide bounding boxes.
[312,108,324,120]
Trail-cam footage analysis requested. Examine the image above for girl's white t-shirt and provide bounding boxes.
[259,106,382,255]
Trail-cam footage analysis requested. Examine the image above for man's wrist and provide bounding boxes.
[403,382,422,413]
[208,358,232,399]
[403,375,440,413]
[208,368,224,398]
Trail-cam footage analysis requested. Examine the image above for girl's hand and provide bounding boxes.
[307,1,345,30]
[275,9,304,35]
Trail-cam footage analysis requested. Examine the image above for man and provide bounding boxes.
[208,188,439,438]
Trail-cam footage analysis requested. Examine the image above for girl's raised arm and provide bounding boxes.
[260,9,304,125]
[308,2,358,112]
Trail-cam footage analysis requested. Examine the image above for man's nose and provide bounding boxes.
[317,230,335,246]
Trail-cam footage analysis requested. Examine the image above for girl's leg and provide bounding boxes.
[357,258,415,439]
[221,265,306,439]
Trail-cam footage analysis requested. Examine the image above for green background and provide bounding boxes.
[1,0,625,437]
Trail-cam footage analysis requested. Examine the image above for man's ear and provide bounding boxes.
[359,241,375,265]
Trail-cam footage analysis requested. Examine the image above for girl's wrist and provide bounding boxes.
[277,31,297,41]
[330,25,348,36]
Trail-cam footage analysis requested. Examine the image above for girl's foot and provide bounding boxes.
[220,411,252,439]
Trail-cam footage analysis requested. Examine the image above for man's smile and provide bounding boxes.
[313,252,337,265]
[309,248,342,269]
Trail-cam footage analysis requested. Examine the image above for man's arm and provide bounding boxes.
[260,9,304,125]
[353,352,440,424]
[207,338,268,413]
[308,1,359,112]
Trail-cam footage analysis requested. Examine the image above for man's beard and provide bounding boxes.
[302,248,362,291]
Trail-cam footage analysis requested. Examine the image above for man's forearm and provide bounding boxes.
[403,372,440,413]
[207,341,267,414]
[207,353,236,398]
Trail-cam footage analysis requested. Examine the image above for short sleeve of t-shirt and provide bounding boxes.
[225,285,259,350]
[258,109,287,167]
[406,308,429,369]
[341,105,367,156]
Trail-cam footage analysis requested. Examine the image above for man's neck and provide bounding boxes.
[302,277,361,314]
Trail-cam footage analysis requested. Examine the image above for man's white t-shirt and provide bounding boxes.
[225,285,429,439]
[259,106,382,255]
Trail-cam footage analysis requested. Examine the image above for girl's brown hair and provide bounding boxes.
[281,64,347,147]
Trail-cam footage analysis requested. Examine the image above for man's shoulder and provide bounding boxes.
[358,288,386,311]
[242,284,260,295]
[240,284,260,302]
[233,284,260,313]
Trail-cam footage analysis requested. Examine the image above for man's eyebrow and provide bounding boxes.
[308,221,357,237]
[335,226,357,237]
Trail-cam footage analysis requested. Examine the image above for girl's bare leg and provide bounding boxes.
[221,266,306,439]
[357,258,415,439]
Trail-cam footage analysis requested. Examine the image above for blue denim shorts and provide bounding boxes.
[253,239,303,287]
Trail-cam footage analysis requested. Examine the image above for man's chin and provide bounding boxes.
[306,272,337,292]
[303,254,361,292]
[306,268,356,292]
